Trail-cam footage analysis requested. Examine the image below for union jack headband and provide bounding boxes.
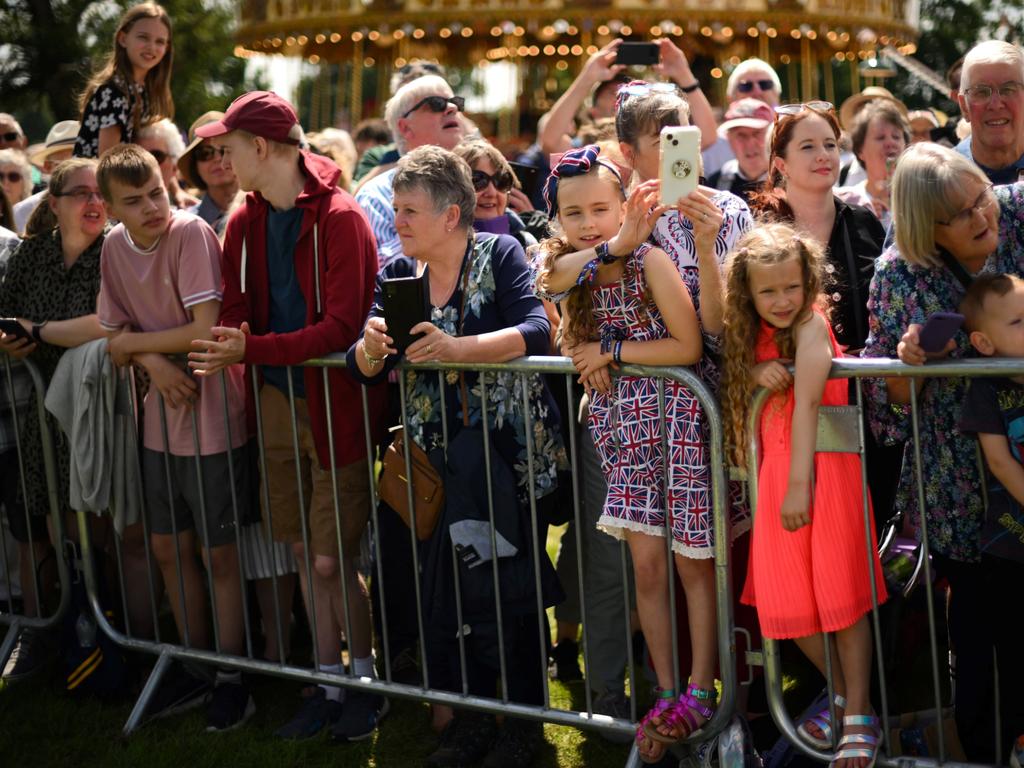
[542,144,624,218]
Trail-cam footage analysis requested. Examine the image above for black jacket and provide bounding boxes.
[823,197,885,351]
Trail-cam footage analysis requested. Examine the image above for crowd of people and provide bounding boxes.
[2,2,1024,767]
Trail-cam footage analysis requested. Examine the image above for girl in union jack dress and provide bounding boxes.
[532,144,722,762]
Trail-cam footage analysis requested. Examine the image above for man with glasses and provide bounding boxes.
[354,74,467,270]
[702,57,783,177]
[955,40,1024,185]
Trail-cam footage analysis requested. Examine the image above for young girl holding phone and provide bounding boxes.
[534,145,720,762]
[75,3,175,159]
[720,223,887,768]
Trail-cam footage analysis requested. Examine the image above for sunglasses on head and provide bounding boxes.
[472,169,513,193]
[774,101,835,118]
[736,79,776,94]
[148,149,169,164]
[402,95,465,119]
[0,171,23,184]
[194,145,226,162]
[1,132,21,143]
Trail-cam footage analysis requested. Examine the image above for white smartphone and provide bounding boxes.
[659,125,701,206]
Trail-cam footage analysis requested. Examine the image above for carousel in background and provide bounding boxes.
[234,0,921,139]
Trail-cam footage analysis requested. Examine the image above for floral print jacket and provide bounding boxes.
[862,182,1024,562]
[349,233,568,503]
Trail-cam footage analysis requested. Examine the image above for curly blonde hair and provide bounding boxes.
[720,222,828,468]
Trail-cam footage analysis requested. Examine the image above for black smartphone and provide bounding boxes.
[509,161,540,198]
[0,318,32,344]
[918,311,964,353]
[381,274,430,355]
[615,42,659,67]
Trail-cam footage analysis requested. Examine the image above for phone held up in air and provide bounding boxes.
[381,274,430,356]
[659,125,701,206]
[918,311,964,354]
[615,42,660,67]
[0,318,33,345]
[508,161,540,200]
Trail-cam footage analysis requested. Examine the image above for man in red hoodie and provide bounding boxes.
[188,92,387,741]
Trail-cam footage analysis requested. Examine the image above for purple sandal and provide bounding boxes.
[636,687,676,763]
[642,683,717,743]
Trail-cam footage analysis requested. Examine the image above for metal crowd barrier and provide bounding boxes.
[0,355,71,674]
[71,354,737,763]
[746,356,1020,768]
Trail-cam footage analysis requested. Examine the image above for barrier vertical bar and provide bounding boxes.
[320,367,355,680]
[220,371,254,659]
[479,377,509,702]
[908,383,947,763]
[565,374,593,717]
[190,408,222,654]
[360,383,392,682]
[251,367,286,666]
[658,378,681,698]
[519,371,550,710]
[126,367,161,643]
[397,371,430,691]
[157,396,191,647]
[285,367,321,673]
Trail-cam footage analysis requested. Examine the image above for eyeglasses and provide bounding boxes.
[961,81,1024,105]
[472,169,513,193]
[402,95,465,119]
[737,79,776,94]
[1,132,21,143]
[148,149,169,164]
[0,171,23,184]
[774,101,835,118]
[194,145,226,162]
[54,186,104,204]
[936,183,995,227]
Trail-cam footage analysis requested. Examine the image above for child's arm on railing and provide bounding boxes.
[978,433,1024,506]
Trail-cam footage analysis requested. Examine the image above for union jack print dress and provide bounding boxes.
[588,243,714,558]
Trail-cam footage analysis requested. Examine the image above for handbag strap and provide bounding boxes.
[937,246,974,290]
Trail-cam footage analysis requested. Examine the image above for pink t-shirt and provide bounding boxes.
[98,210,246,456]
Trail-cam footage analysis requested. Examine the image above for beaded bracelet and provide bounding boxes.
[613,340,623,364]
[575,257,601,287]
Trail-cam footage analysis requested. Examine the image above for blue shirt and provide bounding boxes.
[955,137,1024,185]
[354,167,402,271]
[262,205,307,397]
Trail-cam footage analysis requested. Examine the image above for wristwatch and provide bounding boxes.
[594,241,621,264]
[31,321,48,344]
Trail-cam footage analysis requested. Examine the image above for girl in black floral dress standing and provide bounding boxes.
[74,3,175,159]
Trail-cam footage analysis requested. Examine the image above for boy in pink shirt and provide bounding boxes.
[97,144,253,731]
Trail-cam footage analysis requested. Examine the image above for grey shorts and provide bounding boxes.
[142,442,257,547]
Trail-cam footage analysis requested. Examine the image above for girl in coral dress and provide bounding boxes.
[720,222,887,768]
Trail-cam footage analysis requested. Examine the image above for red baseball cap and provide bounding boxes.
[196,91,301,145]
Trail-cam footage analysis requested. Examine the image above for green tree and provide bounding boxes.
[0,0,255,141]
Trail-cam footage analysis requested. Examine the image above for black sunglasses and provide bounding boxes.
[148,149,169,164]
[1,132,21,143]
[472,169,513,193]
[736,79,776,93]
[194,145,226,162]
[0,171,23,183]
[402,95,465,119]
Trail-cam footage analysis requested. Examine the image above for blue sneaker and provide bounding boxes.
[330,688,389,742]
[275,686,343,740]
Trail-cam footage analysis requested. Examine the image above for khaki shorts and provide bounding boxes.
[259,384,370,559]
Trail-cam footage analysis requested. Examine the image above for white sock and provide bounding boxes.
[352,654,376,679]
[319,662,345,703]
